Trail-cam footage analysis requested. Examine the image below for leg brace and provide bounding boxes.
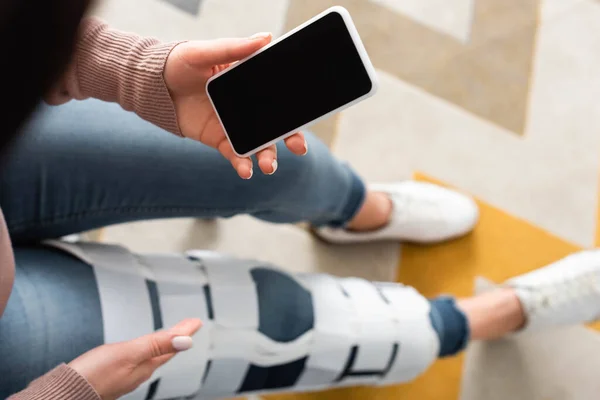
[48,241,439,400]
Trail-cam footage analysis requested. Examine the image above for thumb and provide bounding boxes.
[129,318,203,363]
[181,33,272,67]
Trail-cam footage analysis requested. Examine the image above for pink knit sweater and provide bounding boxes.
[2,17,182,399]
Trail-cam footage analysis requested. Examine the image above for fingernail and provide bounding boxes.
[268,159,278,175]
[302,140,308,155]
[172,336,193,351]
[243,167,253,180]
[250,32,271,40]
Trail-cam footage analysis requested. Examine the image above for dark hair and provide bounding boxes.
[0,0,92,153]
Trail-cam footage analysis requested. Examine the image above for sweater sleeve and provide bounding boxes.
[46,17,183,135]
[7,364,101,400]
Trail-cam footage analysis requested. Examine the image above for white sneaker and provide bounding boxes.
[506,250,600,331]
[314,181,479,244]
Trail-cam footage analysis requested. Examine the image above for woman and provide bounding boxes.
[2,0,600,399]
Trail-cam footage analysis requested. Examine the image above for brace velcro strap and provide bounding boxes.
[203,258,259,329]
[336,277,399,386]
[375,283,440,384]
[53,242,160,400]
[293,273,357,389]
[139,254,210,399]
[199,257,260,397]
[46,242,212,400]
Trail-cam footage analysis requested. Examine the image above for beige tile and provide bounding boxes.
[332,0,600,247]
[285,0,540,134]
[541,0,587,20]
[307,114,340,148]
[469,0,539,45]
[336,65,600,247]
[461,326,600,400]
[285,0,463,76]
[102,217,399,281]
[81,229,105,242]
[370,0,475,43]
[418,24,537,134]
[95,0,290,40]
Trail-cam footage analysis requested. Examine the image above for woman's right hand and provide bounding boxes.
[164,36,308,179]
[69,318,202,400]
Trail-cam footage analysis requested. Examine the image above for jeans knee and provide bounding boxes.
[251,132,362,225]
[269,132,338,196]
[251,267,314,343]
[276,132,323,176]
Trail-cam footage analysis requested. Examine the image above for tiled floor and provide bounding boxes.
[95,0,600,398]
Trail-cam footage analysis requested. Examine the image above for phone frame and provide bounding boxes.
[205,6,379,158]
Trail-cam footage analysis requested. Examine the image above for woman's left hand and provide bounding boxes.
[164,34,308,179]
[69,319,202,400]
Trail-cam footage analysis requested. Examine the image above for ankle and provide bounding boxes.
[458,288,525,341]
[346,191,392,232]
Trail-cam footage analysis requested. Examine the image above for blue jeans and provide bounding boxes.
[0,100,468,397]
[1,101,364,241]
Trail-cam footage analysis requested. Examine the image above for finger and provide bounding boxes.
[257,145,278,175]
[217,138,253,179]
[181,34,272,67]
[214,63,232,74]
[284,132,307,156]
[130,318,202,363]
[135,320,203,382]
[169,318,203,336]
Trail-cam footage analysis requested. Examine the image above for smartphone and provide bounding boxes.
[206,6,378,157]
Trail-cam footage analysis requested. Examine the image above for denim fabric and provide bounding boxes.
[0,99,365,243]
[429,296,470,357]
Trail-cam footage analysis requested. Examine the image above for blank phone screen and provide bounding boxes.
[206,11,373,155]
